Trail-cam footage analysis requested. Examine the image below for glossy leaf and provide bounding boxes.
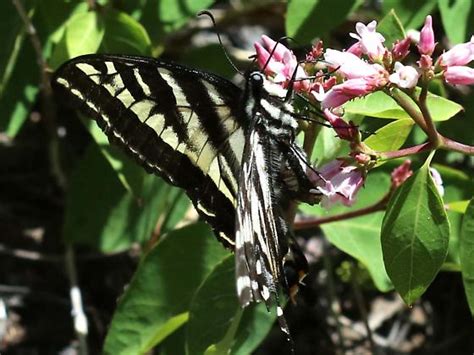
[0,0,28,97]
[84,119,145,196]
[448,200,470,214]
[364,118,413,153]
[286,0,362,43]
[381,157,450,304]
[0,1,38,136]
[377,9,406,47]
[429,164,471,265]
[301,171,393,291]
[344,90,463,122]
[101,9,152,55]
[65,11,104,58]
[153,0,216,34]
[460,198,474,315]
[186,256,276,355]
[63,143,176,252]
[103,223,230,354]
[381,0,437,29]
[439,0,472,44]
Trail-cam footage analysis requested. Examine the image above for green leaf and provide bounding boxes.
[63,143,176,252]
[311,127,349,166]
[103,223,230,354]
[160,322,187,355]
[439,0,472,44]
[286,0,362,43]
[381,0,437,29]
[186,256,276,355]
[381,156,450,304]
[0,1,38,137]
[344,90,463,122]
[460,198,474,315]
[364,118,414,153]
[301,170,393,291]
[377,9,406,47]
[448,200,470,213]
[157,0,215,33]
[102,9,152,55]
[65,11,104,58]
[84,119,145,196]
[0,0,29,97]
[36,0,89,56]
[0,39,38,137]
[431,164,472,265]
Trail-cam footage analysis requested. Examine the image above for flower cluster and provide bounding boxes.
[253,15,469,206]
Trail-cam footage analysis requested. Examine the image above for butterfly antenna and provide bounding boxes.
[197,10,243,76]
[261,36,297,73]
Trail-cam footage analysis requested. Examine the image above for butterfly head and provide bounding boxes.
[248,71,265,96]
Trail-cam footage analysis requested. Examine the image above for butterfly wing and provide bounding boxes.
[52,54,245,247]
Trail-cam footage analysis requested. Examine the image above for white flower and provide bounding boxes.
[389,62,420,89]
[349,21,386,61]
[429,168,444,196]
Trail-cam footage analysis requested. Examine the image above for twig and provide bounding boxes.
[387,88,429,133]
[322,240,345,355]
[0,243,133,262]
[380,142,432,160]
[294,193,390,230]
[350,262,375,352]
[416,84,441,147]
[11,0,67,189]
[65,246,89,355]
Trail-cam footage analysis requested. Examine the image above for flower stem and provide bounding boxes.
[414,84,441,147]
[387,88,429,132]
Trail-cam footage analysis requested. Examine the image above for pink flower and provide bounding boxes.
[306,41,324,61]
[254,35,309,91]
[349,21,386,61]
[391,160,413,189]
[392,38,411,61]
[346,42,363,57]
[323,109,358,141]
[389,62,420,88]
[444,66,474,85]
[418,15,436,55]
[324,49,383,79]
[418,54,433,70]
[318,78,379,108]
[313,160,364,207]
[437,36,474,67]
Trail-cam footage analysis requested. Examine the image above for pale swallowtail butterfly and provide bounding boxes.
[51,53,320,340]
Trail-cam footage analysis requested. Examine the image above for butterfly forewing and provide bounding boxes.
[52,54,245,247]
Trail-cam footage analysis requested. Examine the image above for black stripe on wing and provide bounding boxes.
[52,54,245,247]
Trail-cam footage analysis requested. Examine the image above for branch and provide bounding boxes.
[380,142,432,160]
[294,193,390,230]
[415,84,441,147]
[441,134,474,155]
[12,0,67,189]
